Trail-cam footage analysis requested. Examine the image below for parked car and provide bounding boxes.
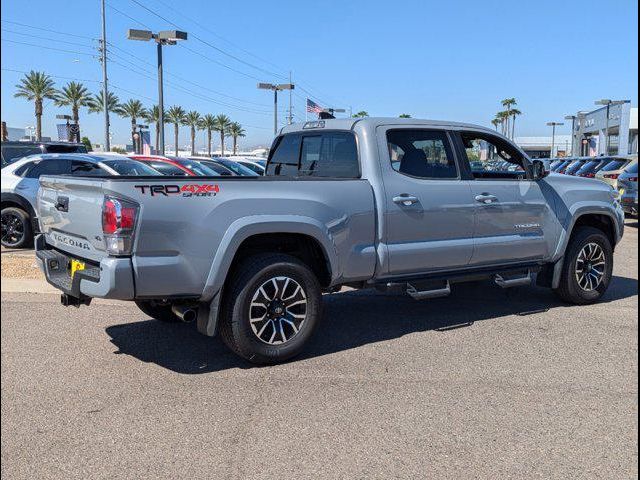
[233,158,266,175]
[34,117,624,364]
[551,159,574,173]
[575,158,615,178]
[187,157,237,176]
[564,158,591,176]
[618,162,638,217]
[203,157,259,176]
[1,153,159,248]
[595,155,637,189]
[1,141,88,168]
[130,155,221,176]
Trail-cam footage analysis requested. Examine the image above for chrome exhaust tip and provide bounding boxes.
[171,305,197,323]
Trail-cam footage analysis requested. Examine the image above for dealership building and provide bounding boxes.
[569,102,638,157]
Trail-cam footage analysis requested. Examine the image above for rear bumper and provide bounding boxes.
[35,234,135,301]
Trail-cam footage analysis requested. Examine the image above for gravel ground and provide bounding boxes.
[1,221,637,479]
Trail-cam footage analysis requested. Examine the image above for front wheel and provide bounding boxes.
[554,227,614,304]
[1,207,32,249]
[219,254,322,365]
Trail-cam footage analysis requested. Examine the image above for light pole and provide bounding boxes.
[546,122,564,159]
[258,83,295,135]
[564,115,577,156]
[127,29,188,155]
[100,0,110,151]
[594,99,630,155]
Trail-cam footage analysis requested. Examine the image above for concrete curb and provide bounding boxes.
[1,277,59,294]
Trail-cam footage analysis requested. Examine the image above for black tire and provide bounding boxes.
[554,226,614,305]
[1,207,33,249]
[219,253,322,365]
[135,300,180,322]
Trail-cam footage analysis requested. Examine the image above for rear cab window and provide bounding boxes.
[267,131,359,178]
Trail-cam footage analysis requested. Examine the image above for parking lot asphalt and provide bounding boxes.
[1,221,638,480]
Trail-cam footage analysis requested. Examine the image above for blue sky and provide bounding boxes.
[1,0,638,149]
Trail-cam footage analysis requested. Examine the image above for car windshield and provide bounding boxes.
[103,159,162,175]
[145,161,189,176]
[198,160,234,176]
[577,161,600,174]
[172,159,218,176]
[566,161,585,174]
[219,159,259,176]
[599,159,628,172]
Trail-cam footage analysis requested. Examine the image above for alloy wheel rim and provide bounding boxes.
[575,242,606,292]
[1,213,25,247]
[249,276,307,345]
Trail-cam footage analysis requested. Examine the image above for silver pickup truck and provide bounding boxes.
[35,118,625,364]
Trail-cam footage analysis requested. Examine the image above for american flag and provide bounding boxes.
[306,98,323,113]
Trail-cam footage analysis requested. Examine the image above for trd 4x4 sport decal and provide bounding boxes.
[134,184,220,197]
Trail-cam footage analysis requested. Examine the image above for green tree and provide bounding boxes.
[491,117,502,131]
[496,111,510,136]
[213,114,232,156]
[117,99,148,153]
[81,136,92,151]
[87,91,121,115]
[199,114,217,157]
[13,71,58,141]
[500,98,517,138]
[399,113,412,118]
[111,146,127,154]
[228,122,246,155]
[145,105,163,154]
[165,106,186,155]
[55,81,91,142]
[182,111,202,156]
[510,108,522,139]
[352,111,369,118]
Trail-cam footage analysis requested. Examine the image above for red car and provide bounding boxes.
[129,155,220,176]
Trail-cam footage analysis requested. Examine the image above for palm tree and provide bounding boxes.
[117,99,148,153]
[145,105,163,154]
[14,71,58,140]
[182,111,202,156]
[510,108,522,139]
[54,81,91,142]
[497,111,510,136]
[491,117,501,131]
[213,114,232,156]
[352,111,369,118]
[200,114,217,157]
[228,122,246,155]
[165,106,186,155]
[87,91,121,115]
[500,98,517,138]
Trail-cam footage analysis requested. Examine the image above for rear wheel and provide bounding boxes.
[135,300,180,322]
[554,227,613,304]
[219,254,322,365]
[1,207,32,249]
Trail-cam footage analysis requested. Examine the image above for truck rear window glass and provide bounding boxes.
[267,132,359,178]
[267,134,301,176]
[299,132,359,178]
[387,130,458,179]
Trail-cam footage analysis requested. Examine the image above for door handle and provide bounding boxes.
[475,194,499,204]
[393,194,419,206]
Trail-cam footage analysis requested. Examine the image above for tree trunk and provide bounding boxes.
[174,123,179,155]
[131,118,137,154]
[72,105,81,143]
[190,127,195,155]
[207,130,212,157]
[220,131,225,156]
[155,122,160,154]
[233,136,237,155]
[35,99,43,141]
[511,116,516,139]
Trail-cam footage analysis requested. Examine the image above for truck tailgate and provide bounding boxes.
[37,176,109,262]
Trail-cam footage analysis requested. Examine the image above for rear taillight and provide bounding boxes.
[585,173,595,178]
[604,173,620,179]
[628,177,638,182]
[102,196,139,255]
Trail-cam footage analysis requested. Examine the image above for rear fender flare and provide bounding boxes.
[199,215,339,302]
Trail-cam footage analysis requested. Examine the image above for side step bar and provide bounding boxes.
[494,270,532,288]
[406,281,451,300]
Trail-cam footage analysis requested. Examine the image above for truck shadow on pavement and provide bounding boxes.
[105,274,638,374]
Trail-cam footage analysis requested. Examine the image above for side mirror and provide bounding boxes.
[531,159,550,180]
